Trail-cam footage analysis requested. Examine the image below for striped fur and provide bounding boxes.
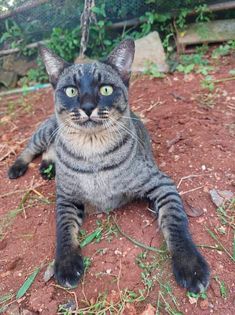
[8,39,209,292]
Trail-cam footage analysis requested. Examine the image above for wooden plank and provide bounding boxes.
[0,0,48,20]
[177,19,235,52]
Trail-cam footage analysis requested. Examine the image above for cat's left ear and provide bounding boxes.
[105,39,135,84]
[39,45,70,87]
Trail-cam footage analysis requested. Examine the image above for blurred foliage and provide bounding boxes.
[0,0,234,84]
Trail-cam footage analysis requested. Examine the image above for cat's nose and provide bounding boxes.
[80,102,96,117]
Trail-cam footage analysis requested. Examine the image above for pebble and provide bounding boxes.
[140,304,156,315]
[122,303,137,315]
[7,257,23,271]
[0,239,7,250]
[5,302,20,315]
[200,299,209,310]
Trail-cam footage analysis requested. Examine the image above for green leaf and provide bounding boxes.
[16,268,40,299]
[187,291,200,299]
[80,228,102,248]
[43,164,53,174]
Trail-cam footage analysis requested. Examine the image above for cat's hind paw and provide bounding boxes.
[172,247,210,293]
[39,160,55,180]
[8,159,28,179]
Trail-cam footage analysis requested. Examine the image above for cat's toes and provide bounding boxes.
[39,160,55,180]
[172,248,210,293]
[54,250,84,288]
[8,159,28,179]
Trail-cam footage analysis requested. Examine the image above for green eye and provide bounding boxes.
[65,87,78,97]
[100,85,113,96]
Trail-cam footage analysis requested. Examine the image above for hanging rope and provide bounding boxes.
[79,0,96,58]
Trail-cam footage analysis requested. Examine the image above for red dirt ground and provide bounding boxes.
[0,54,235,315]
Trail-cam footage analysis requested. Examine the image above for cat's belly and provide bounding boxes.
[77,173,130,211]
[56,165,132,211]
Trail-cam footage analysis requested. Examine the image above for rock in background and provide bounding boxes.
[0,54,36,89]
[132,31,169,73]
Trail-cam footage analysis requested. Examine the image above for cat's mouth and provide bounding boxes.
[68,108,110,127]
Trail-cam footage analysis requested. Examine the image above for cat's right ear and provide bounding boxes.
[39,45,70,87]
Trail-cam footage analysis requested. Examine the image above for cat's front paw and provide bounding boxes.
[172,247,210,293]
[8,159,28,179]
[39,160,55,180]
[55,250,84,288]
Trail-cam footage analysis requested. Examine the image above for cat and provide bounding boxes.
[8,39,210,292]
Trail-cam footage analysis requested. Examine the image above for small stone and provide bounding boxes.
[122,303,137,315]
[106,290,120,305]
[7,257,22,271]
[60,300,76,312]
[184,73,195,82]
[201,165,206,171]
[1,271,11,278]
[209,189,234,207]
[0,239,7,250]
[200,298,209,310]
[140,303,156,315]
[5,302,20,315]
[210,279,221,297]
[43,260,55,282]
[114,249,122,256]
[21,309,35,315]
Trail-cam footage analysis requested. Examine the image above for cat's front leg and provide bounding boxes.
[54,195,85,288]
[144,172,210,293]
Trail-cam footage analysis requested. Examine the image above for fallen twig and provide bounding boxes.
[177,174,206,189]
[113,218,165,253]
[213,77,235,83]
[180,185,204,195]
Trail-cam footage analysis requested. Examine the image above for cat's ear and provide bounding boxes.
[105,39,135,84]
[39,45,70,86]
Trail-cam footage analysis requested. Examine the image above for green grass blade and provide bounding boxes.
[233,231,235,260]
[0,293,14,304]
[206,228,235,262]
[80,228,102,248]
[16,267,40,299]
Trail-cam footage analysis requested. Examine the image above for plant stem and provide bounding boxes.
[113,219,166,253]
[213,77,235,83]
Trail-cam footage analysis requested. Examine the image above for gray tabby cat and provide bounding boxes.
[8,39,209,292]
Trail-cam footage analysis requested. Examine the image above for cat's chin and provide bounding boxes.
[77,119,104,127]
[67,119,108,134]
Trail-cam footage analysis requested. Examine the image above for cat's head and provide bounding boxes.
[39,40,135,132]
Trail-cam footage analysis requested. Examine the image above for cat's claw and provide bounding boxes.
[172,247,210,293]
[8,160,28,179]
[54,250,84,288]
